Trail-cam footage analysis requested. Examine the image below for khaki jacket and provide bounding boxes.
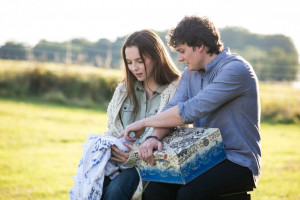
[104,80,179,200]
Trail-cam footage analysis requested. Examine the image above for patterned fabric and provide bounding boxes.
[69,135,131,200]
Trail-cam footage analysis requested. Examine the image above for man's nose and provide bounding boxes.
[177,54,183,62]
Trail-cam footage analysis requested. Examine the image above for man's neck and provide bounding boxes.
[202,53,218,71]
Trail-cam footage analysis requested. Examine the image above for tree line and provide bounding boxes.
[0,27,299,81]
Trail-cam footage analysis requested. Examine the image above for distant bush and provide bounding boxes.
[1,60,300,123]
[260,82,300,124]
[0,60,122,107]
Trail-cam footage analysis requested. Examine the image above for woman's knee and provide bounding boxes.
[115,168,139,186]
[102,168,140,200]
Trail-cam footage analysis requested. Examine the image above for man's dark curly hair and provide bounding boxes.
[167,16,224,55]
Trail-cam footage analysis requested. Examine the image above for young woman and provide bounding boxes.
[84,30,180,200]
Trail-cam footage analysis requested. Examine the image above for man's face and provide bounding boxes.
[175,43,204,71]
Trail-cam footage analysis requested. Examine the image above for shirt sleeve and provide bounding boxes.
[162,68,190,112]
[178,61,253,124]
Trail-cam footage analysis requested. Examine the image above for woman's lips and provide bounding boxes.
[135,73,142,78]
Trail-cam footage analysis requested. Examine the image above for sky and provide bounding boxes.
[1,0,300,59]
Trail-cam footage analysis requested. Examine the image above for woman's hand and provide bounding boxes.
[110,143,134,163]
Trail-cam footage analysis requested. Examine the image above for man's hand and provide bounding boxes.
[138,138,163,166]
[110,143,134,163]
[119,106,183,142]
[118,120,146,142]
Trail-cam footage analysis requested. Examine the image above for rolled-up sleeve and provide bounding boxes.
[178,61,252,123]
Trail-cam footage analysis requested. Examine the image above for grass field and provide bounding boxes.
[0,98,300,200]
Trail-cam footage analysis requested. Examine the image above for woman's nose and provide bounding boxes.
[132,62,139,71]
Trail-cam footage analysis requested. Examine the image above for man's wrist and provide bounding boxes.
[145,135,161,142]
[141,118,147,128]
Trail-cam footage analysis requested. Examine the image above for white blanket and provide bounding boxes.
[69,134,131,200]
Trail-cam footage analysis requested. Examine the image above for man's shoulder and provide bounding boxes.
[221,54,251,71]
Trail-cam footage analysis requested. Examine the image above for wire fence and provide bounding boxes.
[0,45,299,82]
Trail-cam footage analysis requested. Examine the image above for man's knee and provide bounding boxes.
[177,188,209,200]
[144,182,180,200]
[144,182,164,199]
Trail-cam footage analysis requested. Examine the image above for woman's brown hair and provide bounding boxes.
[121,29,180,114]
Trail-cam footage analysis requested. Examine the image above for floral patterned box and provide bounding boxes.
[135,127,226,184]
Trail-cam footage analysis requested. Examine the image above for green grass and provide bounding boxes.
[0,99,300,199]
[252,123,300,200]
[0,99,107,200]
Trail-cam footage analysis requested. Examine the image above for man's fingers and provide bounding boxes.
[138,147,155,165]
[157,142,163,152]
[146,149,155,166]
[138,138,164,165]
[140,147,147,159]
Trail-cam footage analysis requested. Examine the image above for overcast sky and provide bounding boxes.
[1,0,299,59]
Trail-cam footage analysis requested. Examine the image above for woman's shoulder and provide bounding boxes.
[162,79,180,94]
[167,79,180,89]
[114,81,126,92]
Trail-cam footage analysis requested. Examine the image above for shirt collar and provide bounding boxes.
[135,81,144,91]
[135,81,168,94]
[205,48,230,72]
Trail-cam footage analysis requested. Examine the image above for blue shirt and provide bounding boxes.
[164,48,261,186]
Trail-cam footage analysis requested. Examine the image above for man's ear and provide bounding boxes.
[198,44,205,52]
[194,44,204,53]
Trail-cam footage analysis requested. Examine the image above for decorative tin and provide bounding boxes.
[135,127,226,184]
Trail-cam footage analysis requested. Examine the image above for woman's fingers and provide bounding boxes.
[122,142,134,150]
[111,145,130,163]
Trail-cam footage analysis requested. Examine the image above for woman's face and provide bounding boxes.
[125,46,155,83]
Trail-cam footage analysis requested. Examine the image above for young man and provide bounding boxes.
[122,16,261,200]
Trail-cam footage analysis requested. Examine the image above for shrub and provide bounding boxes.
[0,60,122,107]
